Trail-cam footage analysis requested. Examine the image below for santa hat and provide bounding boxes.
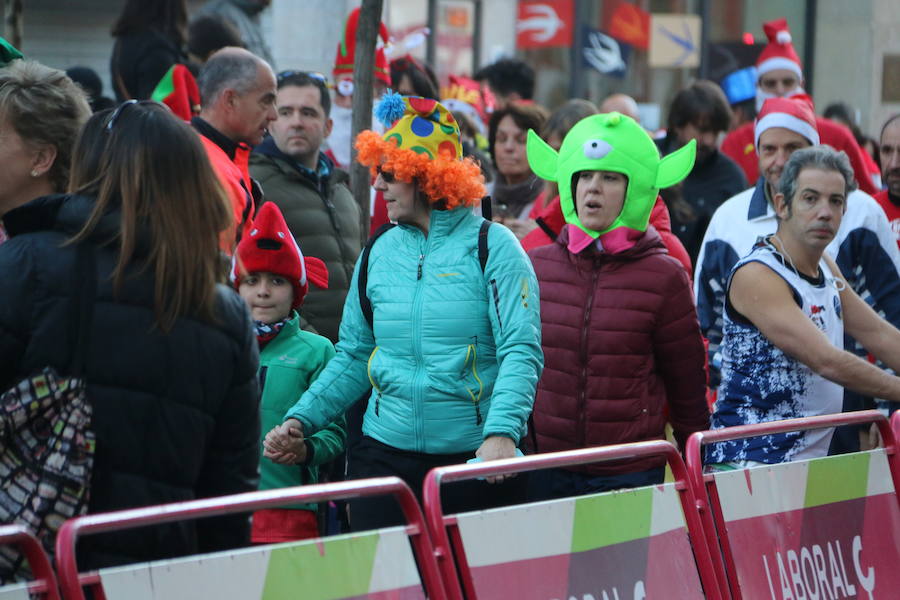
[333,7,391,89]
[355,92,485,208]
[150,64,200,122]
[756,18,802,80]
[755,95,819,150]
[231,203,328,310]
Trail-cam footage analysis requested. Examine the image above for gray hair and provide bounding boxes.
[778,145,857,210]
[197,50,262,107]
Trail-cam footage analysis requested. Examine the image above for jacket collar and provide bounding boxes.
[399,204,473,241]
[4,193,153,256]
[193,116,243,161]
[253,136,333,185]
[556,222,666,261]
[747,177,775,221]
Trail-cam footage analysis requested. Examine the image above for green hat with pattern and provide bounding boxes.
[526,112,696,237]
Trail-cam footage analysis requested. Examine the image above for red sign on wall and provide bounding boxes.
[604,0,650,50]
[516,0,574,49]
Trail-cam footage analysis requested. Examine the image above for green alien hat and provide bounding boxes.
[526,112,696,237]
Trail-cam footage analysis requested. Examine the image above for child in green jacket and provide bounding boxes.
[232,202,347,542]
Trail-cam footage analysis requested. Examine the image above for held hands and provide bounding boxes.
[263,418,307,464]
[475,435,518,484]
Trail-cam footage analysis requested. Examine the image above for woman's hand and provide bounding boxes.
[263,418,307,464]
[475,435,518,484]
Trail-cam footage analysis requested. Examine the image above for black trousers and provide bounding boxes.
[347,436,527,531]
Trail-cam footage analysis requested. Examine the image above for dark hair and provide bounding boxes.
[0,60,91,193]
[197,49,261,107]
[276,71,330,116]
[187,15,244,61]
[68,103,231,332]
[667,80,732,134]
[111,0,187,47]
[778,146,856,216]
[390,56,439,100]
[488,102,548,166]
[474,58,535,101]
[541,99,598,143]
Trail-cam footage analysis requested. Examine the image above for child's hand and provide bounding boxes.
[263,418,307,464]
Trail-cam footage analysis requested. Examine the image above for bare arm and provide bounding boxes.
[822,254,900,376]
[730,262,900,403]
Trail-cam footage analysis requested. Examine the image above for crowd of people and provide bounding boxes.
[1,0,899,582]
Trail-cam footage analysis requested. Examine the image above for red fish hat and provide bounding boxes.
[231,203,328,309]
[756,18,802,80]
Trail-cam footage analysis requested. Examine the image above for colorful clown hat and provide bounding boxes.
[231,203,328,310]
[355,91,485,208]
[526,112,695,237]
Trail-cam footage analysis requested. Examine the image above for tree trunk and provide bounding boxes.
[4,0,23,50]
[349,0,384,246]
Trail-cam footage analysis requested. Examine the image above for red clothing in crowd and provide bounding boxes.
[874,190,900,249]
[521,195,694,278]
[527,226,709,475]
[721,117,879,195]
[198,135,254,253]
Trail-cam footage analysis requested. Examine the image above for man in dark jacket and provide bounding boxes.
[657,81,747,264]
[250,71,361,343]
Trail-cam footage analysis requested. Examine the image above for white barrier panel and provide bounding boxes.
[0,583,29,600]
[98,526,424,600]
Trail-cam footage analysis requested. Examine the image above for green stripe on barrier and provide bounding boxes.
[804,452,870,508]
[570,487,653,552]
[261,533,379,600]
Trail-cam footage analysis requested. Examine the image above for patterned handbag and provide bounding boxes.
[0,244,96,583]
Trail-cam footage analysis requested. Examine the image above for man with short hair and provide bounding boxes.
[657,80,747,263]
[708,146,900,464]
[194,47,277,251]
[250,72,361,343]
[474,58,535,111]
[875,114,900,249]
[696,98,900,451]
[197,0,274,67]
[599,93,639,122]
[720,18,878,194]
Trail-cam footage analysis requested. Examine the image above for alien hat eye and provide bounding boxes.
[583,139,613,160]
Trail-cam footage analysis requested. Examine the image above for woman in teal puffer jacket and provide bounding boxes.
[264,93,543,530]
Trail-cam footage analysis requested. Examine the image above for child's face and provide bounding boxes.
[239,271,294,323]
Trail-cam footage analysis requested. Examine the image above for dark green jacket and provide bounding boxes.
[250,146,362,343]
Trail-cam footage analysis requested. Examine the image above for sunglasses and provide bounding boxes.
[376,167,396,183]
[105,99,166,132]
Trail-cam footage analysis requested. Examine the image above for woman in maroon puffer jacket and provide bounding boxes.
[525,112,709,500]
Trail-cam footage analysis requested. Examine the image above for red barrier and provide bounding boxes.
[54,477,446,600]
[892,411,900,446]
[685,410,900,600]
[422,440,724,600]
[0,525,60,600]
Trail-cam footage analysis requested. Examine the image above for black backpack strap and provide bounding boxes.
[478,220,491,272]
[359,223,396,329]
[534,216,558,242]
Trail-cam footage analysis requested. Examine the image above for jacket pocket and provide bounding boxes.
[367,346,383,416]
[462,344,484,426]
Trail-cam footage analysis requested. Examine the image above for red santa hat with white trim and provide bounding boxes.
[754,95,820,150]
[231,203,328,310]
[756,18,803,80]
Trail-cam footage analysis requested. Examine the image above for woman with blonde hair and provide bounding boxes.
[0,101,260,568]
[0,60,91,238]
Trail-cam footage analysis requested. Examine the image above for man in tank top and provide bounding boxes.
[709,146,900,465]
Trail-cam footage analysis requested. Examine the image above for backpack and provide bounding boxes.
[358,220,492,329]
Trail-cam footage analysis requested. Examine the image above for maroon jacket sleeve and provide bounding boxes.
[650,261,710,448]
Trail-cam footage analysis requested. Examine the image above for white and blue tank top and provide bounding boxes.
[708,237,844,464]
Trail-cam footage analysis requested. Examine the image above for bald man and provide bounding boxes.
[600,93,639,122]
[194,47,277,251]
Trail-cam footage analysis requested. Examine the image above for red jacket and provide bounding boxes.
[522,195,694,278]
[198,135,254,253]
[528,226,708,474]
[721,117,878,195]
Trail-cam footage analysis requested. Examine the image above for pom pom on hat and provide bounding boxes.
[754,95,819,149]
[231,203,328,310]
[375,90,407,129]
